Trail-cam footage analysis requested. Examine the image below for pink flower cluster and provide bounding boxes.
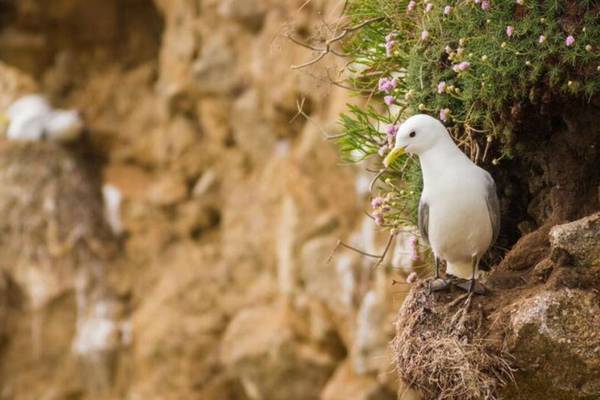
[378,77,398,93]
[371,196,390,226]
[437,81,446,94]
[386,124,399,138]
[407,236,420,262]
[385,32,397,57]
[439,108,450,122]
[566,35,575,46]
[452,61,470,72]
[371,197,384,209]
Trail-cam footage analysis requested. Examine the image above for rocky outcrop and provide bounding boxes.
[550,213,600,268]
[0,142,124,398]
[393,214,600,400]
[0,1,418,399]
[504,288,600,399]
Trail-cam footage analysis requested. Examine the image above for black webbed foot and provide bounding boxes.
[454,279,486,295]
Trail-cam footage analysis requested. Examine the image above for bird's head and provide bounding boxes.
[383,114,450,167]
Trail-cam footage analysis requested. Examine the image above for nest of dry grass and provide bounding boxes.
[392,284,514,400]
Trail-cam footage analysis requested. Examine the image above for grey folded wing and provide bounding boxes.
[484,173,501,245]
[418,199,429,245]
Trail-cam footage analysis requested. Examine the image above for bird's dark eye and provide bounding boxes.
[409,131,416,138]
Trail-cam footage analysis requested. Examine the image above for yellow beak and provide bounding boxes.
[383,146,405,167]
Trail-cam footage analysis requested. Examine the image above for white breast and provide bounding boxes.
[423,166,493,263]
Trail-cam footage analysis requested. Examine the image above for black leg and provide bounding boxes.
[468,256,477,293]
[429,256,449,293]
[454,256,486,295]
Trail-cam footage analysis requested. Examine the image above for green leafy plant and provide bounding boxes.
[335,0,600,228]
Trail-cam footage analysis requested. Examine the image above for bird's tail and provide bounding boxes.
[446,260,479,280]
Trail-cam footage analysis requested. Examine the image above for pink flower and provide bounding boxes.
[443,5,452,15]
[425,3,433,12]
[506,26,514,37]
[408,236,420,262]
[481,0,490,10]
[538,35,546,44]
[437,81,447,94]
[566,35,575,46]
[384,95,395,106]
[406,271,418,283]
[385,40,396,57]
[374,213,384,226]
[452,61,470,72]
[421,30,429,41]
[439,108,450,122]
[407,0,416,12]
[386,124,399,138]
[378,77,397,93]
[385,32,397,56]
[371,197,384,208]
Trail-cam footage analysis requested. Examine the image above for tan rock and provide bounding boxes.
[321,361,396,400]
[192,33,240,95]
[221,303,337,400]
[198,98,233,146]
[217,0,267,30]
[146,172,188,206]
[104,164,154,201]
[549,212,600,267]
[504,288,600,399]
[0,61,38,111]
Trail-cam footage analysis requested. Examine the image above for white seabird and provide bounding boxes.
[383,114,500,294]
[0,94,83,142]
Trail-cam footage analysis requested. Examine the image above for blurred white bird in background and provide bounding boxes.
[0,94,84,142]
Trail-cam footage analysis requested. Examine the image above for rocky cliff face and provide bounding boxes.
[0,1,416,399]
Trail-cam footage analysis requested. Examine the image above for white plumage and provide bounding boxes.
[384,114,499,290]
[3,94,83,142]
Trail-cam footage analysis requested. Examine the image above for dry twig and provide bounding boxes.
[288,16,385,69]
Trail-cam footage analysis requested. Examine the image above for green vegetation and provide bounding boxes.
[337,0,600,227]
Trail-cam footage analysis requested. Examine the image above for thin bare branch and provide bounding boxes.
[290,16,385,69]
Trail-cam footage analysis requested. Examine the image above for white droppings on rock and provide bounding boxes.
[511,291,555,336]
[275,139,291,158]
[72,314,120,355]
[192,169,217,197]
[102,184,123,236]
[335,254,356,307]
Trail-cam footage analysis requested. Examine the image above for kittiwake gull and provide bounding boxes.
[383,114,500,294]
[0,94,83,142]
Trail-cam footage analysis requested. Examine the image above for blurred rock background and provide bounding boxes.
[0,1,418,399]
